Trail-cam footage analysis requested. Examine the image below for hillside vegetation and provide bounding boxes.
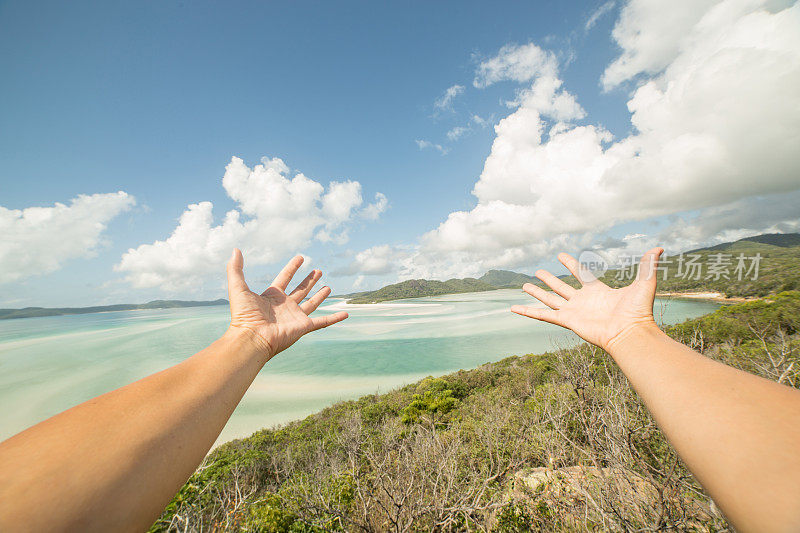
[478,270,536,288]
[600,234,800,298]
[152,291,800,532]
[346,278,496,304]
[345,271,534,304]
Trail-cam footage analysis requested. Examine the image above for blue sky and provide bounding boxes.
[2,0,799,307]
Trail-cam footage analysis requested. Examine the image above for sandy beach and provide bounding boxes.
[656,291,754,304]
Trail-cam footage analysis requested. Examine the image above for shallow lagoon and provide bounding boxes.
[0,290,719,444]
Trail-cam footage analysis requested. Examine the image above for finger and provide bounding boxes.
[557,253,586,285]
[636,247,664,288]
[288,269,322,302]
[270,255,304,291]
[510,305,563,327]
[309,311,348,331]
[523,283,566,310]
[300,286,331,314]
[535,269,577,299]
[226,249,250,296]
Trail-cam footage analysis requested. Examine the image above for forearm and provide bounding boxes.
[0,328,265,533]
[608,325,800,532]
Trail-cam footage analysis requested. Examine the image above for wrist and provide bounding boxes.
[222,326,274,364]
[605,319,664,354]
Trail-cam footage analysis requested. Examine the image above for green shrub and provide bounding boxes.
[400,378,460,424]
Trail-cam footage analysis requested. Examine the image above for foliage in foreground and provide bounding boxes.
[152,292,800,532]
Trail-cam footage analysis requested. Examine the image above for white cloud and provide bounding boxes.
[585,1,616,31]
[116,156,386,290]
[415,139,449,155]
[601,0,718,89]
[471,115,490,127]
[623,233,647,241]
[362,1,800,280]
[434,84,465,111]
[360,192,389,220]
[580,191,800,265]
[0,192,135,284]
[473,43,558,88]
[333,244,401,276]
[446,126,470,141]
[657,191,800,252]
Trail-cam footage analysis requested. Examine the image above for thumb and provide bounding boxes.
[226,248,250,297]
[635,247,664,292]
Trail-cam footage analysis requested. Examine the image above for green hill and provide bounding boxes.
[0,299,229,320]
[478,269,535,288]
[346,278,496,304]
[599,234,800,297]
[345,270,534,304]
[697,232,800,251]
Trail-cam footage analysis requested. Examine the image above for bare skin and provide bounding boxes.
[512,248,800,533]
[0,250,347,533]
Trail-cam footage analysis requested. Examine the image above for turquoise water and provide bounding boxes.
[0,290,719,444]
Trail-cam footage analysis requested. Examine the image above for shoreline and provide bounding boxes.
[0,300,229,321]
[656,291,753,303]
[342,287,750,306]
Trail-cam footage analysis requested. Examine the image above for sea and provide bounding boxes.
[0,290,719,444]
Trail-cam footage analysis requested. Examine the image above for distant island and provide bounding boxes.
[343,269,535,304]
[345,233,800,304]
[0,299,229,321]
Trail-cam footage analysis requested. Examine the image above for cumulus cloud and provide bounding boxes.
[657,191,800,252]
[473,43,558,88]
[0,192,135,284]
[601,0,718,89]
[356,0,800,280]
[434,84,465,111]
[333,244,402,276]
[579,191,800,268]
[116,156,386,290]
[360,192,389,220]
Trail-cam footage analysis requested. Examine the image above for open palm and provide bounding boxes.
[511,248,664,351]
[226,249,348,360]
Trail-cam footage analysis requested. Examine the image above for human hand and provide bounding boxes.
[226,249,348,361]
[511,248,664,351]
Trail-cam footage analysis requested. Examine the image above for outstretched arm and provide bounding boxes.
[512,248,800,533]
[0,250,347,533]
